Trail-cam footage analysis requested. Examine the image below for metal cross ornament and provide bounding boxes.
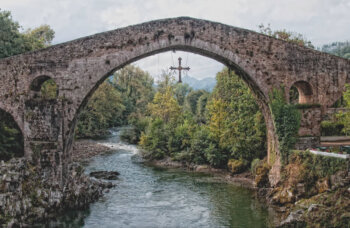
[169,57,190,83]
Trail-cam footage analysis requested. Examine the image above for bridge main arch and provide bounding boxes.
[1,17,349,187]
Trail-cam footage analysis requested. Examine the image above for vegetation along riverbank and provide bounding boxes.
[0,8,350,227]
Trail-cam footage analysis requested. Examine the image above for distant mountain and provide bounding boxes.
[182,75,216,91]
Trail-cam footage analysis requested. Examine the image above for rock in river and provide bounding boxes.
[90,171,120,180]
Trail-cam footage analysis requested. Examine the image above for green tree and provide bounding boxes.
[111,65,154,124]
[184,90,208,115]
[147,86,182,124]
[23,25,55,50]
[322,41,350,59]
[173,83,192,106]
[208,68,266,162]
[75,82,125,138]
[0,9,54,58]
[195,92,209,123]
[139,118,168,159]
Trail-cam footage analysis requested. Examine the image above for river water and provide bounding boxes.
[50,129,272,228]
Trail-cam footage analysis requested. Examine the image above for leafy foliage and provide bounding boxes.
[208,68,266,162]
[76,65,154,139]
[139,68,266,169]
[335,84,350,135]
[321,41,350,59]
[269,88,301,164]
[147,86,182,124]
[259,24,314,49]
[0,9,54,59]
[321,120,344,136]
[111,65,154,124]
[76,82,125,138]
[0,110,23,161]
[288,150,348,193]
[40,79,58,99]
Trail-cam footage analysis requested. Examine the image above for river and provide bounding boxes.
[48,129,272,228]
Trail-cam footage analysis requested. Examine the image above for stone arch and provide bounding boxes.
[289,80,313,104]
[29,75,58,99]
[65,45,279,183]
[0,107,24,161]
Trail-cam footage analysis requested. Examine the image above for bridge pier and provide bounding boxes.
[24,98,67,187]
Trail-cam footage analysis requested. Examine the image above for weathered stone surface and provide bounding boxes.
[90,171,120,180]
[0,158,108,226]
[277,209,306,228]
[0,17,349,189]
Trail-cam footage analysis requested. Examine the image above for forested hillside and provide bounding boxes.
[123,68,267,170]
[75,66,154,138]
[321,41,350,59]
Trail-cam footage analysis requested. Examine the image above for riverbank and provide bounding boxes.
[142,152,350,228]
[72,140,113,162]
[145,157,256,189]
[0,140,116,227]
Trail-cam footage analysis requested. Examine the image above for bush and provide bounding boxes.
[204,142,227,168]
[120,127,139,144]
[321,120,344,136]
[139,118,168,159]
[227,158,248,174]
[290,150,348,179]
[189,127,212,165]
[250,158,261,175]
[254,161,270,187]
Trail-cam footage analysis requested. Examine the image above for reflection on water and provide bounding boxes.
[47,129,271,228]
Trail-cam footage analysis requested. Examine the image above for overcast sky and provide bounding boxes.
[2,0,349,79]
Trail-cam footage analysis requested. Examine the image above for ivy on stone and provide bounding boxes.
[269,88,301,165]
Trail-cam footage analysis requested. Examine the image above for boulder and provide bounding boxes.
[195,165,210,172]
[277,209,306,228]
[89,171,120,180]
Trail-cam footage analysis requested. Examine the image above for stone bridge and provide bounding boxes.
[0,17,349,186]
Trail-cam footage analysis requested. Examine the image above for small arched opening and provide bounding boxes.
[289,81,313,104]
[0,109,24,161]
[30,75,58,99]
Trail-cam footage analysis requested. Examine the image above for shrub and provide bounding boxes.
[139,118,168,159]
[189,126,212,164]
[250,158,261,175]
[204,142,227,168]
[120,127,139,144]
[227,158,248,174]
[321,120,344,136]
[254,161,271,187]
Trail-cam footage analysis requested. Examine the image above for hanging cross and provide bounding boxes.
[170,57,190,83]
